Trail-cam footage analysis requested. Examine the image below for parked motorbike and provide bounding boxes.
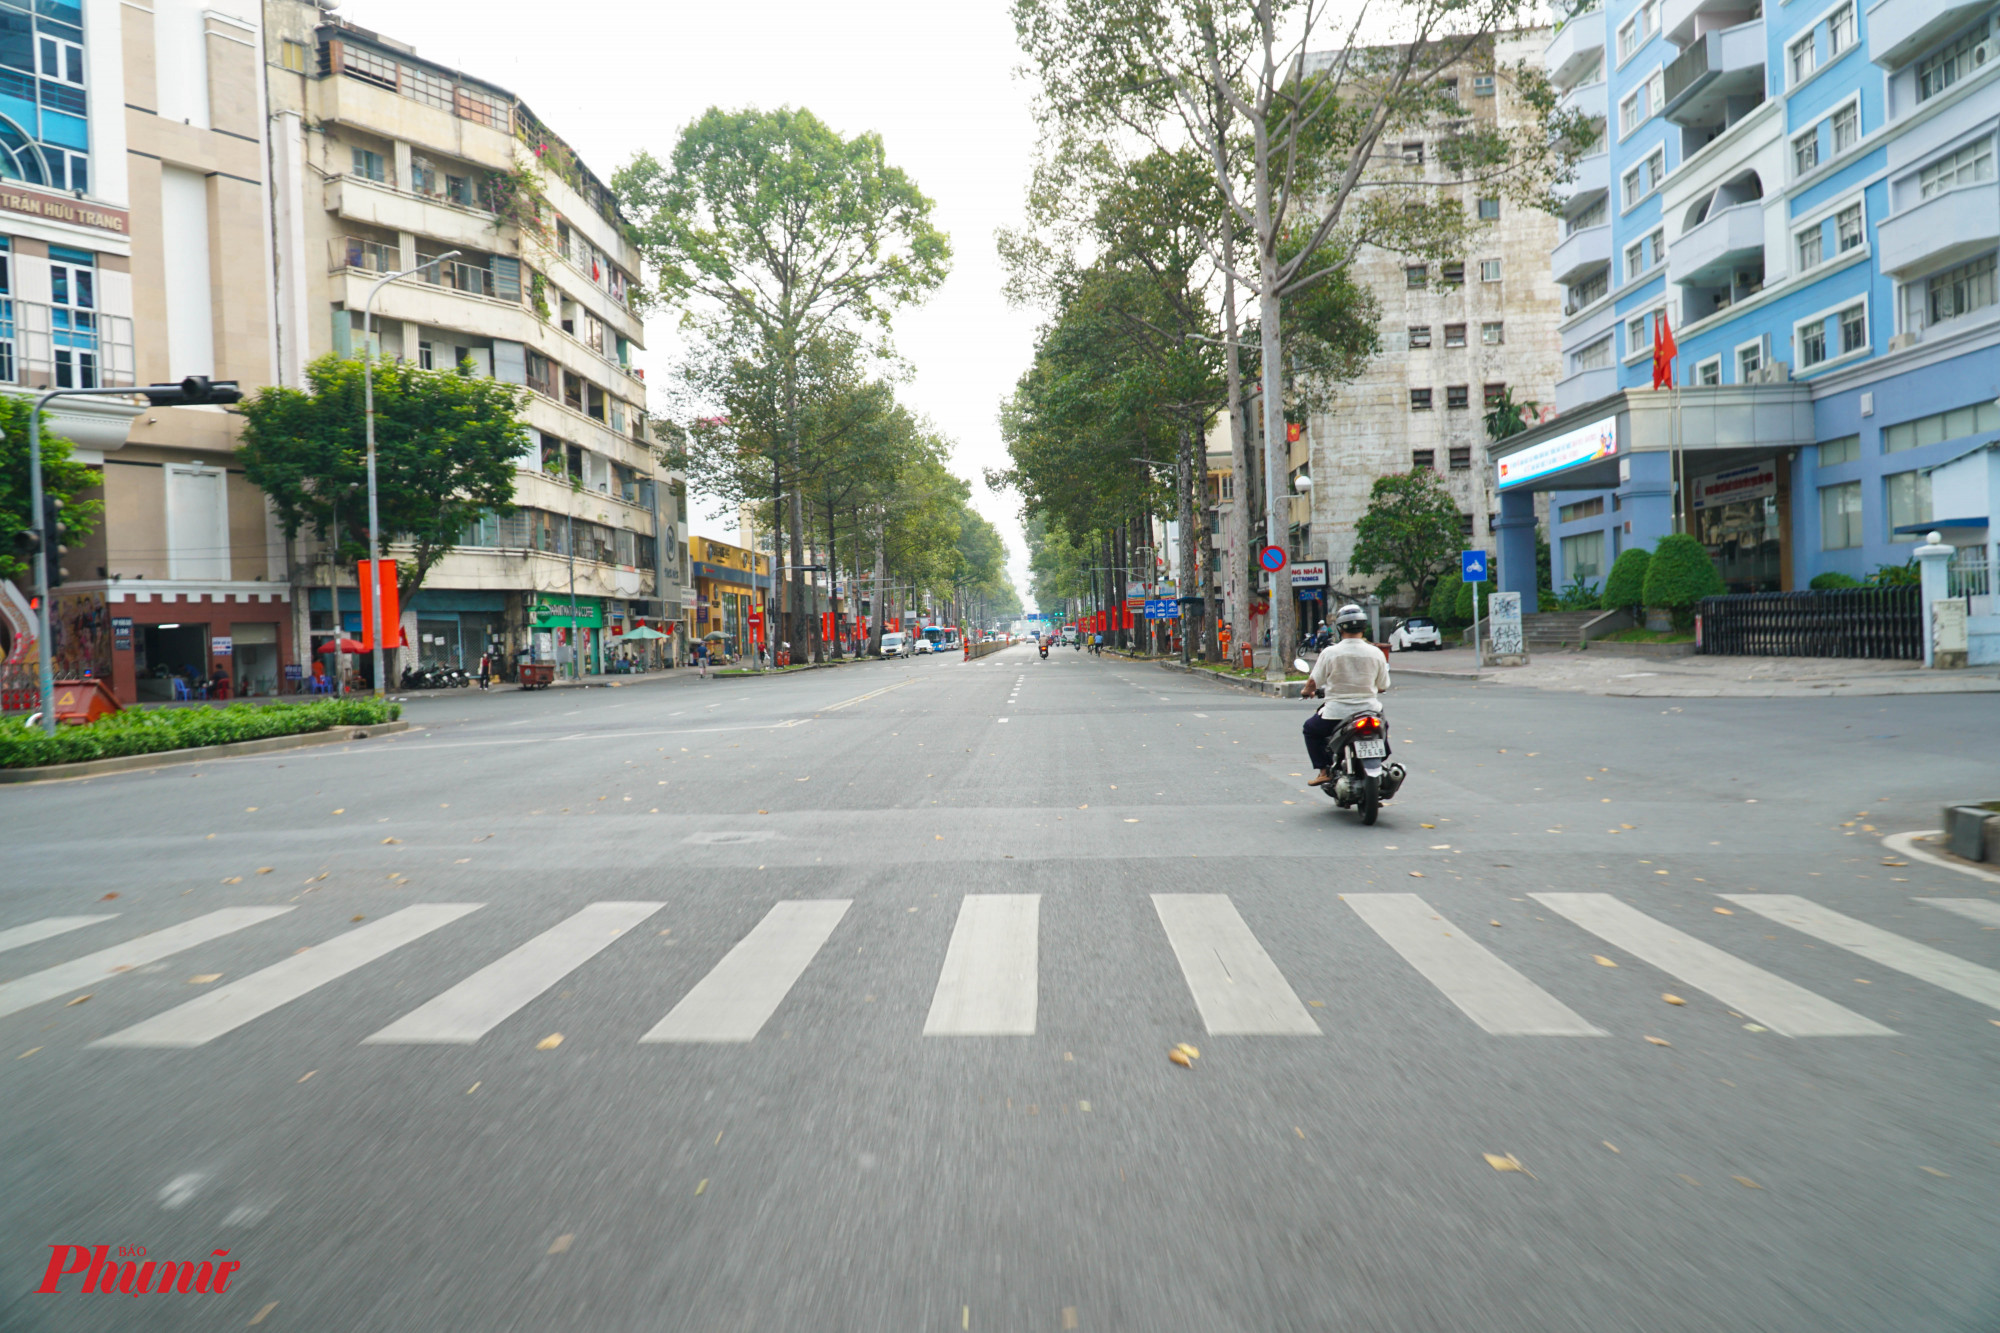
[1295,658,1408,826]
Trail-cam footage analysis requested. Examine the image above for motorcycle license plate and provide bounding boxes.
[1353,738,1386,758]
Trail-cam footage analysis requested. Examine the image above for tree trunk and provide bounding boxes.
[1259,277,1292,678]
[1176,418,1195,665]
[871,521,887,654]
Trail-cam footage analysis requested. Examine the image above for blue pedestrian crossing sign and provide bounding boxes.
[1460,549,1488,583]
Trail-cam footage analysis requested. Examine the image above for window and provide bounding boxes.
[1483,382,1507,410]
[1828,4,1855,56]
[1647,68,1665,118]
[39,33,81,85]
[1481,321,1505,345]
[280,39,309,72]
[1573,196,1607,231]
[1479,258,1502,282]
[1573,335,1614,373]
[1627,310,1657,354]
[1477,196,1500,221]
[1835,203,1863,253]
[49,246,95,389]
[1408,325,1432,348]
[1561,530,1606,579]
[1449,445,1473,469]
[1838,302,1867,354]
[1820,481,1863,548]
[1473,73,1495,97]
[1442,78,1460,103]
[1917,138,1995,200]
[1819,434,1859,465]
[1444,323,1467,348]
[1446,384,1470,409]
[1919,253,1999,327]
[1442,260,1466,285]
[1793,129,1819,176]
[1622,164,1644,208]
[1737,339,1763,379]
[1401,141,1425,165]
[1406,264,1428,288]
[1569,271,1609,312]
[1696,357,1721,385]
[1918,20,1990,102]
[1883,399,2000,452]
[1460,513,1477,539]
[1559,497,1605,523]
[1620,90,1643,136]
[1489,512,1501,534]
[1884,468,1932,541]
[1789,32,1817,85]
[1644,148,1665,194]
[1799,318,1827,367]
[1796,224,1824,270]
[351,147,387,184]
[1412,449,1436,469]
[445,173,474,206]
[1617,15,1640,63]
[1410,388,1434,411]
[1830,104,1859,155]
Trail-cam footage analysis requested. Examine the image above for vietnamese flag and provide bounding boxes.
[1651,312,1677,390]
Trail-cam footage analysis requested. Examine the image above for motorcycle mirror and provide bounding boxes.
[1293,658,1312,673]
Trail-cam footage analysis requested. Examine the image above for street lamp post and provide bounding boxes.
[1290,472,1313,657]
[362,251,460,698]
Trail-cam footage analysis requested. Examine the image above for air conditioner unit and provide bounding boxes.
[1888,332,1920,351]
[1972,39,1994,66]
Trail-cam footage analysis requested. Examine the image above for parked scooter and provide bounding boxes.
[1294,657,1408,826]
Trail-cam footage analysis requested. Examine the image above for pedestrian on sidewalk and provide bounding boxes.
[478,650,492,690]
[696,639,709,678]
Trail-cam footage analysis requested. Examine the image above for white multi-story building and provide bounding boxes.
[263,1,684,677]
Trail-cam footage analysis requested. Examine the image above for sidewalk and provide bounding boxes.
[1392,647,2000,698]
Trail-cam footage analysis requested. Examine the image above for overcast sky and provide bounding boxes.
[334,0,1044,606]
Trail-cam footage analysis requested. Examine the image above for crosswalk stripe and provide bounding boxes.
[90,905,482,1049]
[925,895,1039,1035]
[1152,894,1319,1035]
[1531,893,1891,1037]
[1345,895,1606,1036]
[363,902,663,1045]
[1918,898,2000,928]
[641,900,850,1043]
[0,908,293,1019]
[0,915,119,956]
[1724,895,2000,1012]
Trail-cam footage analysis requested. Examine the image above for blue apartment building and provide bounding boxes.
[1488,0,1999,654]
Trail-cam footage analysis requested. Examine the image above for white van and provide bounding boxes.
[879,632,907,658]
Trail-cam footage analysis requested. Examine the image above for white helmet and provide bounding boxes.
[1333,603,1369,634]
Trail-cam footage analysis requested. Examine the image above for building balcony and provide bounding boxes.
[1553,223,1613,285]
[1555,365,1621,413]
[1877,181,2000,277]
[1668,201,1764,286]
[1559,152,1610,213]
[325,175,505,256]
[1545,10,1607,90]
[1557,80,1607,126]
[1663,0,1760,48]
[1662,20,1765,130]
[1869,0,1991,68]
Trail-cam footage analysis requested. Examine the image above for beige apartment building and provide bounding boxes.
[7,0,292,705]
[261,0,683,680]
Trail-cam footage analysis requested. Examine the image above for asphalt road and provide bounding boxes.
[3,646,1998,1332]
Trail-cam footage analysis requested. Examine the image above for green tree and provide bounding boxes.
[1600,546,1651,613]
[1482,385,1542,443]
[0,396,99,583]
[616,106,951,661]
[1349,470,1463,607]
[1640,533,1723,626]
[1428,574,1461,627]
[237,353,527,604]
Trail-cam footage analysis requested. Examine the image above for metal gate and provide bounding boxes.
[1696,586,1921,659]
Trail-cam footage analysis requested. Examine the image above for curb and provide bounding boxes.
[0,720,412,785]
[1880,830,2000,885]
[1147,659,1305,699]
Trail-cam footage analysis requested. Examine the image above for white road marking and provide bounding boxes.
[1724,895,2000,1011]
[1919,898,2000,927]
[642,900,850,1042]
[997,718,1009,723]
[363,902,664,1044]
[0,915,118,956]
[1346,895,1605,1035]
[1531,893,1890,1036]
[0,908,293,1018]
[925,895,1039,1036]
[819,678,918,714]
[1152,894,1320,1035]
[91,905,482,1048]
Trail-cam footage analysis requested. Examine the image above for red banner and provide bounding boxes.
[355,560,402,651]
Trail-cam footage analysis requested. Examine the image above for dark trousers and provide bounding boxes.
[1303,713,1341,771]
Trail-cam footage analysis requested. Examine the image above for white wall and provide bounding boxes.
[158,165,215,376]
[152,0,210,129]
[165,464,229,579]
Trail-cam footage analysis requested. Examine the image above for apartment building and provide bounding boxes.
[1494,0,1997,638]
[262,1,684,678]
[689,534,770,661]
[1292,30,1563,616]
[18,0,292,705]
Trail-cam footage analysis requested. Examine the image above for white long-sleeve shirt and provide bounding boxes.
[1309,637,1390,720]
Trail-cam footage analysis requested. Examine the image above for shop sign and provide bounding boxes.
[284,664,304,680]
[1690,461,1777,511]
[1289,561,1328,588]
[1496,415,1617,489]
[212,637,233,656]
[529,599,602,628]
[112,617,132,651]
[0,185,129,233]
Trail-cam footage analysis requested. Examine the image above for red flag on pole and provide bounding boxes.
[1651,311,1677,390]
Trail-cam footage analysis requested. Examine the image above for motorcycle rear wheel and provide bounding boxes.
[1359,773,1381,825]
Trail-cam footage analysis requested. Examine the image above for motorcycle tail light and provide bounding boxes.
[1353,715,1382,733]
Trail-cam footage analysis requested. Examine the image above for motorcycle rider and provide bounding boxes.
[1299,603,1388,788]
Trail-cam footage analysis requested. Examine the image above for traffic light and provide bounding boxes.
[141,376,243,407]
[42,494,66,588]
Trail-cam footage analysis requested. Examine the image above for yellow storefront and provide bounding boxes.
[687,536,771,661]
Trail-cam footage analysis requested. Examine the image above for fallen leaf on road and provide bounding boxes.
[1679,1174,1701,1186]
[1168,1049,1192,1067]
[1594,955,1618,968]
[535,1034,563,1050]
[247,1301,278,1326]
[99,892,118,900]
[1603,1142,1620,1153]
[189,974,221,984]
[1743,1024,1768,1032]
[351,915,365,922]
[695,1179,708,1195]
[65,993,90,1006]
[381,837,401,845]
[1409,871,1424,878]
[1490,920,1502,927]
[245,807,258,813]
[256,867,273,875]
[297,1070,315,1082]
[1078,804,1088,809]
[1733,1176,1762,1189]
[1175,1043,1200,1059]
[17,1047,40,1059]
[1663,994,1686,1005]
[1714,907,1734,914]
[1921,1167,1949,1178]
[547,1235,573,1254]
[332,809,344,814]
[1483,1153,1532,1176]
[1421,823,1436,829]
[1645,1036,1672,1047]
[1881,859,1907,867]
[455,858,470,864]
[466,1083,479,1094]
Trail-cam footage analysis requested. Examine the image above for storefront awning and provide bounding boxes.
[1489,384,1816,494]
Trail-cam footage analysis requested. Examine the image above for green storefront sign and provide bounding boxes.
[530,598,603,629]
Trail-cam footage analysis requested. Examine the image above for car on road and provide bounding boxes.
[913,637,935,655]
[879,631,907,658]
[1387,616,1443,651]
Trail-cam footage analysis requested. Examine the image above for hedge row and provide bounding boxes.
[0,697,400,769]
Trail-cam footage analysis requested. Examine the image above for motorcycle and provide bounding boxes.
[1038,640,1050,660]
[1295,658,1408,826]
